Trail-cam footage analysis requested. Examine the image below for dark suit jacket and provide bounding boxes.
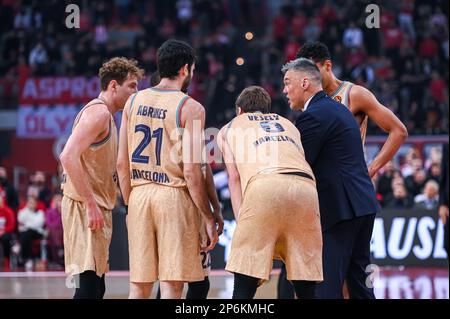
[295,91,380,231]
[440,143,449,207]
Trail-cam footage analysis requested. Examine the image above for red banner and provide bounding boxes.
[19,76,100,104]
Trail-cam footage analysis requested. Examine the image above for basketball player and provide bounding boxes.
[149,71,224,299]
[217,86,323,299]
[116,39,218,299]
[297,42,408,176]
[60,57,143,299]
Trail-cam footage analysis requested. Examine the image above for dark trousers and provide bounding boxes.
[0,233,13,259]
[445,219,449,261]
[278,214,376,299]
[316,214,376,299]
[19,229,42,260]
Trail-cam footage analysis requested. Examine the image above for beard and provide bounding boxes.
[181,72,192,93]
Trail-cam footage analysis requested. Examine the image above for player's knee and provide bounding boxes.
[129,282,153,299]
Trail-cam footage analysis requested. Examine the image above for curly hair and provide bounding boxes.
[99,57,144,91]
[296,42,331,64]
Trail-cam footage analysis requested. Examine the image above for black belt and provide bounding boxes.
[281,171,314,181]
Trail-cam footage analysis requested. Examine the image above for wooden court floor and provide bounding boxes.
[0,267,448,299]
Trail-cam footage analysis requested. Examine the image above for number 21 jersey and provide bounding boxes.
[127,87,190,188]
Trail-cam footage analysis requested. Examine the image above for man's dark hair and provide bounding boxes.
[157,39,196,79]
[296,42,331,64]
[150,71,161,86]
[236,86,271,114]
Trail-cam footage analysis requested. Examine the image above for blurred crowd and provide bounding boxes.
[373,145,443,209]
[1,168,64,271]
[0,0,448,134]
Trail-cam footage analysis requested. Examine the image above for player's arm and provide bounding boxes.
[117,96,133,206]
[350,85,408,177]
[217,126,242,220]
[59,105,110,230]
[205,162,224,235]
[182,99,218,251]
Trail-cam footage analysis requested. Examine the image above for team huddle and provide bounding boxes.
[59,40,407,299]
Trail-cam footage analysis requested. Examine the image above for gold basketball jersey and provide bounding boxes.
[225,112,314,194]
[331,81,368,144]
[127,87,191,188]
[61,98,118,211]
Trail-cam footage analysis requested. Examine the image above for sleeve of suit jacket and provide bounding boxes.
[295,112,323,166]
[439,143,448,206]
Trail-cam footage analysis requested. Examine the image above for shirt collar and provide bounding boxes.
[303,95,314,111]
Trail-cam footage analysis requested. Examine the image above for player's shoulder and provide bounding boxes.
[349,83,374,100]
[184,96,203,109]
[80,99,111,123]
[182,97,205,116]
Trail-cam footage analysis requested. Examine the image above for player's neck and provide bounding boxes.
[98,91,117,114]
[156,78,182,91]
[325,76,342,96]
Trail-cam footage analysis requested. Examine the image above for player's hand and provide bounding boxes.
[439,205,449,225]
[201,218,218,252]
[86,201,104,231]
[213,205,224,236]
[368,164,377,178]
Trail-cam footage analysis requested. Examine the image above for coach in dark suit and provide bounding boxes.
[281,58,380,298]
[439,143,449,260]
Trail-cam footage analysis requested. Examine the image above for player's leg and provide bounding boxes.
[73,271,103,299]
[159,281,184,299]
[291,280,317,299]
[156,187,205,298]
[277,263,295,299]
[280,175,322,299]
[127,186,159,299]
[129,282,154,299]
[186,276,210,299]
[232,273,260,299]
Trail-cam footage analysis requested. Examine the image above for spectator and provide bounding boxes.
[377,161,399,200]
[426,162,441,183]
[45,193,63,266]
[0,195,16,270]
[0,167,19,212]
[20,185,47,212]
[384,177,414,209]
[28,42,48,68]
[419,33,439,59]
[429,72,448,104]
[414,180,440,210]
[401,151,423,177]
[405,169,427,197]
[33,171,51,208]
[343,21,363,49]
[17,196,45,271]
